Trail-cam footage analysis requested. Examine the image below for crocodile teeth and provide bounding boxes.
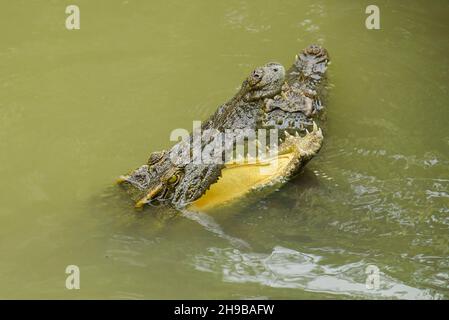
[317,128,323,138]
[305,129,310,134]
[312,121,318,132]
[295,132,300,137]
[285,131,291,138]
[295,54,299,61]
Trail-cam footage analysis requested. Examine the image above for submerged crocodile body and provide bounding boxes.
[118,45,329,210]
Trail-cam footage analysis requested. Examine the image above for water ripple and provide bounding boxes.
[194,246,437,299]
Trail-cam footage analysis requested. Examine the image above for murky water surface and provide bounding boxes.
[0,0,448,299]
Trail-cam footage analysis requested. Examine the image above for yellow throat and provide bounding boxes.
[188,152,296,211]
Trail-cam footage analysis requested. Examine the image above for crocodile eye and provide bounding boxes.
[167,174,179,185]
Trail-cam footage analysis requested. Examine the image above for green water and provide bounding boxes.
[0,0,448,299]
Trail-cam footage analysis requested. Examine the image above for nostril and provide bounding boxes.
[273,68,278,72]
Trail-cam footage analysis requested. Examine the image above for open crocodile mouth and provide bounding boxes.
[188,124,323,211]
[118,44,329,211]
[118,123,323,211]
[187,153,295,211]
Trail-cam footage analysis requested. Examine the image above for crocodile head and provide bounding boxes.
[239,62,285,101]
[118,47,328,211]
[118,62,285,208]
[117,150,186,207]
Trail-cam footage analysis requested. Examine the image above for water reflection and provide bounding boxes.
[194,246,436,299]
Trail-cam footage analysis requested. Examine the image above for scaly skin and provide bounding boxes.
[118,62,285,207]
[261,45,329,135]
[274,122,324,180]
[180,45,329,207]
[188,122,323,211]
[118,45,330,209]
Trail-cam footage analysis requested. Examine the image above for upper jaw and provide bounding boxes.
[117,165,151,190]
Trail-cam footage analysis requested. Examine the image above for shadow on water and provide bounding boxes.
[85,166,445,299]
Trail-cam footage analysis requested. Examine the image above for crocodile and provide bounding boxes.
[118,44,329,211]
[118,62,286,207]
